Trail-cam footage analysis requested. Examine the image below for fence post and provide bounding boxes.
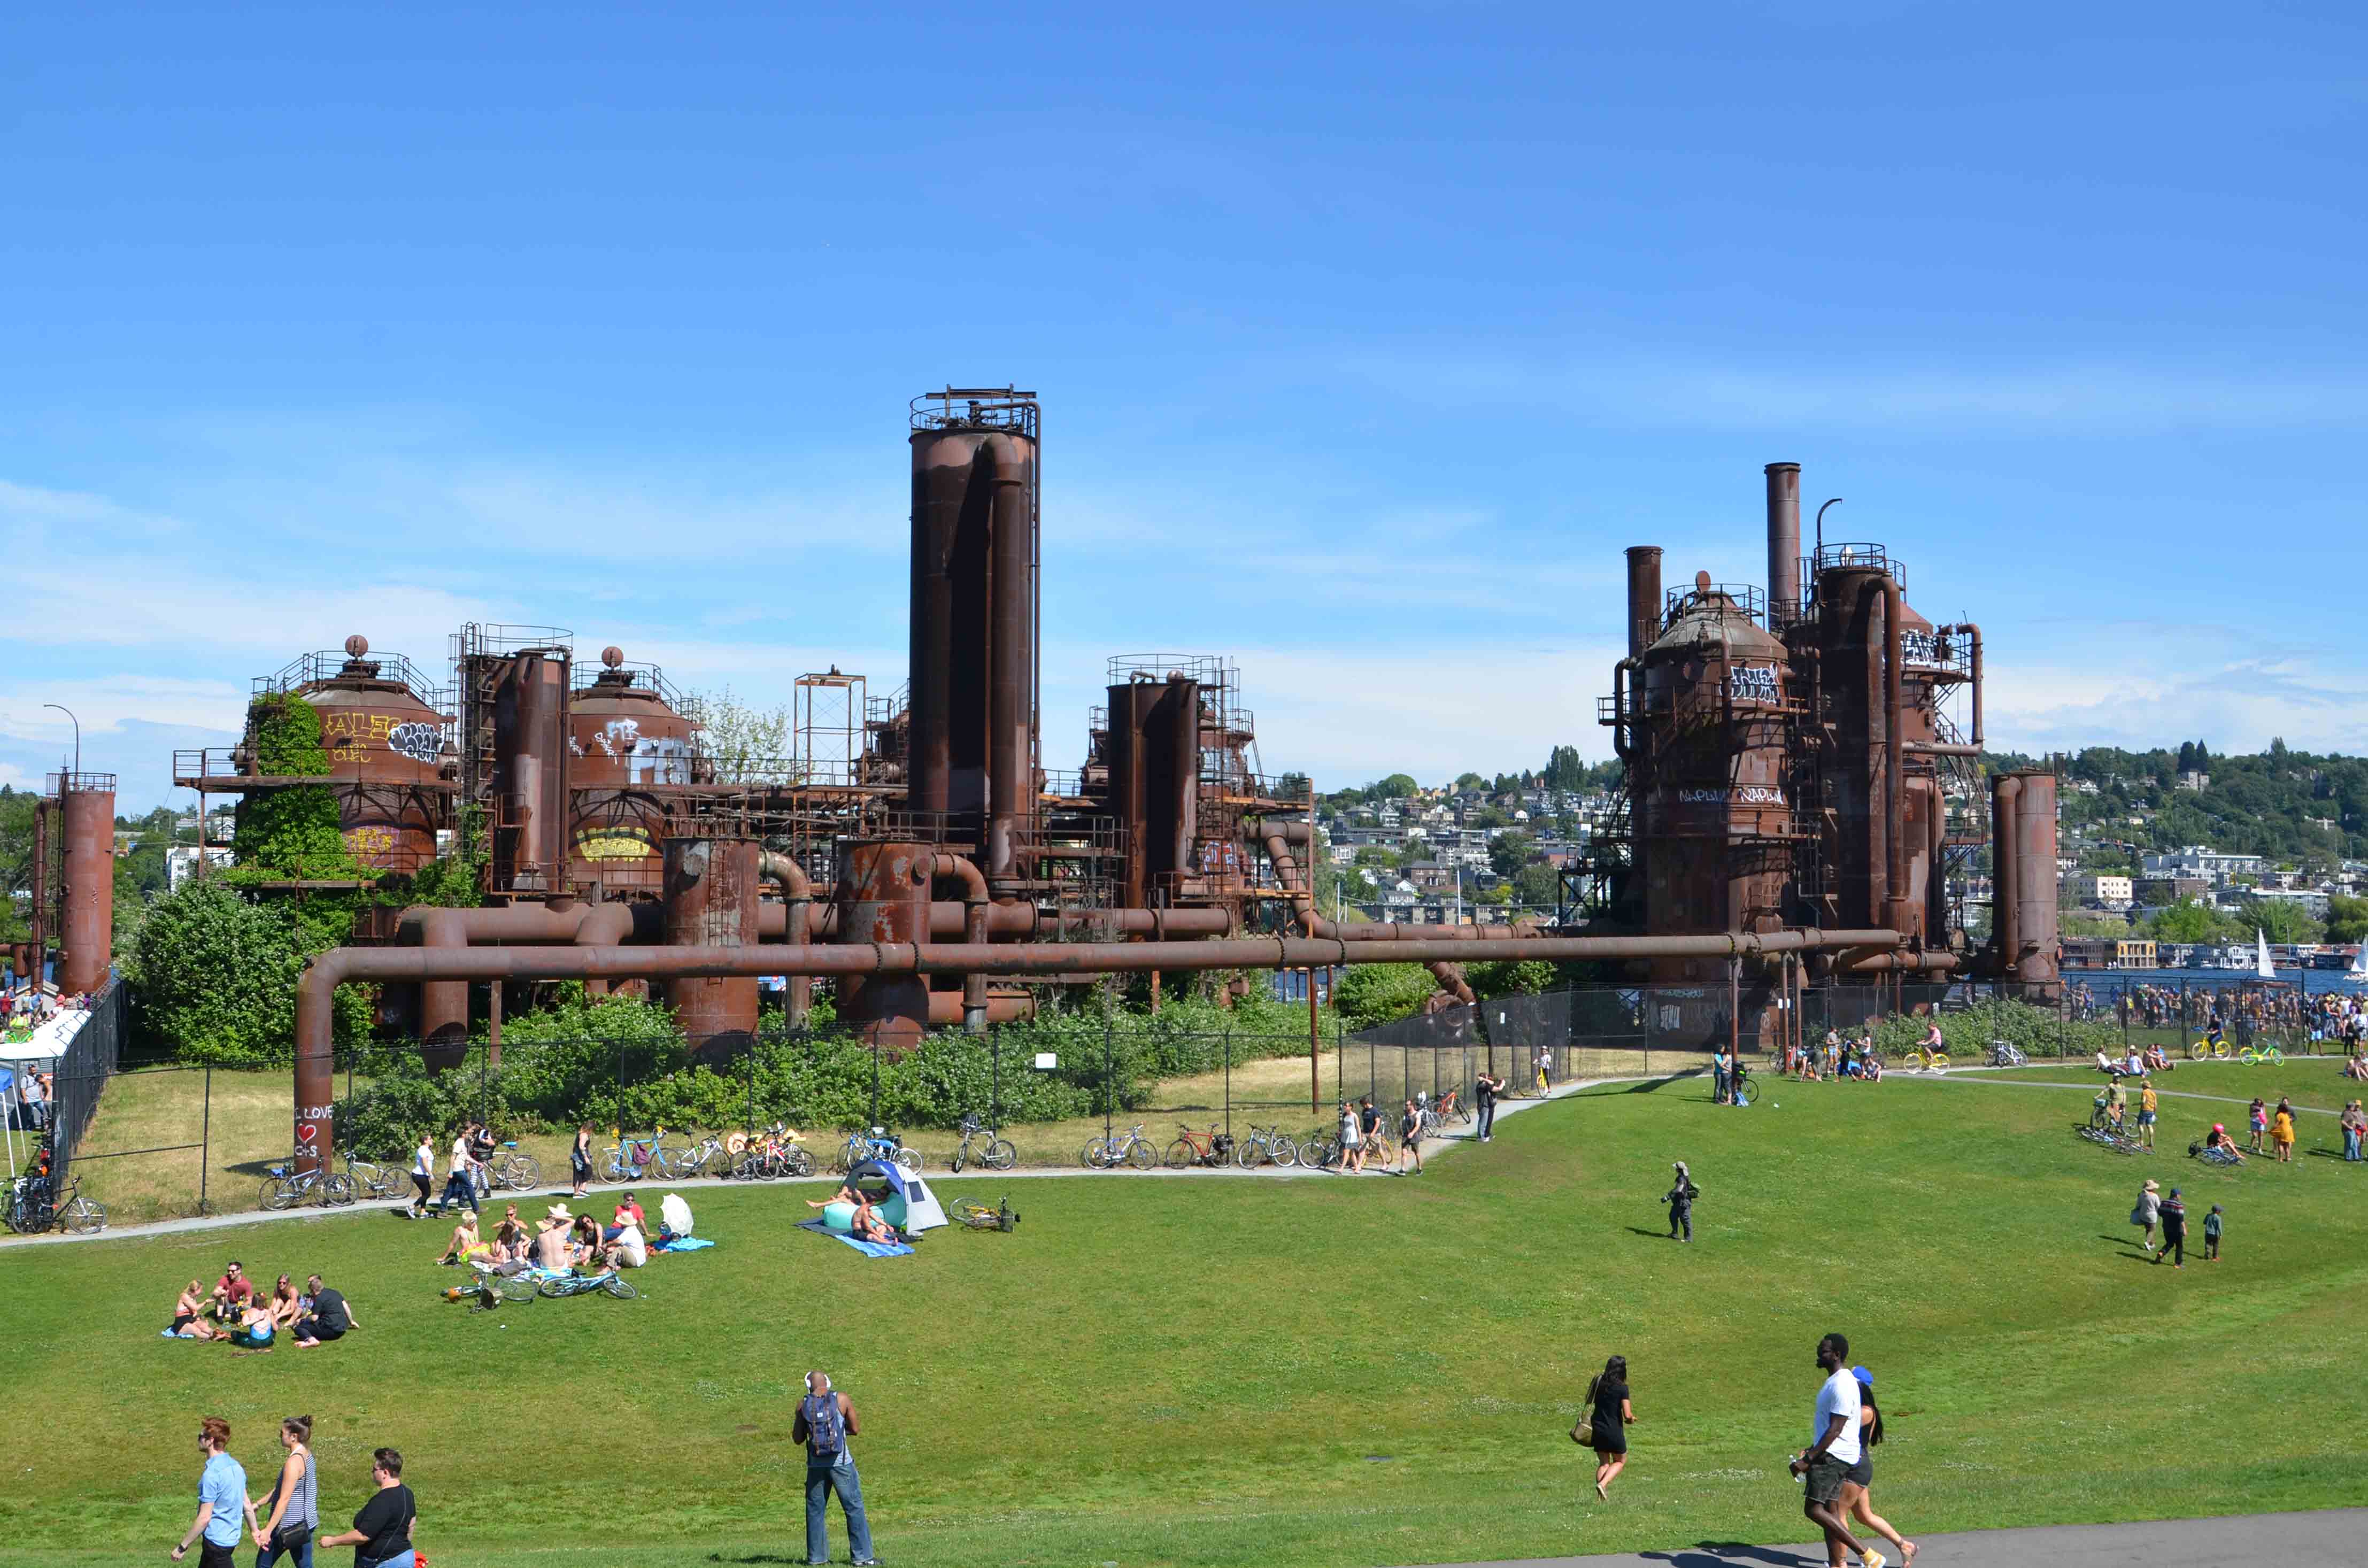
[1223,1025,1231,1145]
[992,1030,1002,1131]
[1103,1005,1115,1142]
[198,1065,212,1215]
[870,1042,881,1128]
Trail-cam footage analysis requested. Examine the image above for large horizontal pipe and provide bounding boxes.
[1839,951,1958,975]
[1903,742,1983,758]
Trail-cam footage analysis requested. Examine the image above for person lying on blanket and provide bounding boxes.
[807,1182,863,1212]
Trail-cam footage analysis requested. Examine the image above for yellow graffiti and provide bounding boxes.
[345,826,397,860]
[577,832,657,862]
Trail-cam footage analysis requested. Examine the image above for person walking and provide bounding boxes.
[1395,1099,1424,1176]
[1357,1096,1384,1175]
[1788,1333,1881,1568]
[1536,1046,1555,1095]
[2157,1187,2188,1269]
[793,1371,876,1567]
[1580,1354,1633,1501]
[570,1122,594,1198]
[2246,1098,2267,1153]
[1474,1071,1502,1142]
[1838,1368,1915,1567]
[1666,1161,1695,1243]
[2136,1078,2158,1150]
[251,1415,318,1568]
[405,1135,434,1221]
[2130,1179,2161,1255]
[2341,1101,2366,1162]
[2204,1203,2224,1262]
[2271,1099,2296,1164]
[438,1127,477,1218]
[173,1416,247,1568]
[1335,1100,1361,1173]
[318,1448,415,1568]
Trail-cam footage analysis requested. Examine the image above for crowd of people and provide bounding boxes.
[176,1415,416,1568]
[2095,980,2367,1048]
[440,1194,653,1272]
[166,1259,357,1351]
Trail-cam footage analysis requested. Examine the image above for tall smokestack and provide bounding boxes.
[1764,462,1801,626]
[1624,546,1663,659]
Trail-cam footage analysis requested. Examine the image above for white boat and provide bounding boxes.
[2255,929,2276,980]
[2347,942,2368,987]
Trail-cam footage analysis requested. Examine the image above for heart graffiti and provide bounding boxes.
[296,1123,318,1144]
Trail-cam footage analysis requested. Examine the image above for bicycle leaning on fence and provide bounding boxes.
[948,1112,1016,1174]
[1082,1123,1158,1170]
[4,1173,105,1234]
[1164,1123,1233,1169]
[837,1126,922,1175]
[1232,1123,1298,1169]
[261,1157,354,1210]
[601,1129,675,1186]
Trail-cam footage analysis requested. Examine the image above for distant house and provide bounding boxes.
[1407,860,1457,891]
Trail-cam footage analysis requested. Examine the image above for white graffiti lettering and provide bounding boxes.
[1901,631,1941,667]
[627,734,690,786]
[1728,665,1781,703]
[387,721,443,762]
[595,719,642,758]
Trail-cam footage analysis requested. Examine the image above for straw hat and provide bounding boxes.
[545,1202,574,1221]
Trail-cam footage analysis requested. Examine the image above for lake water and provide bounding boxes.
[2061,965,2364,998]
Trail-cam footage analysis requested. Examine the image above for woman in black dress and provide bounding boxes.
[1587,1354,1635,1500]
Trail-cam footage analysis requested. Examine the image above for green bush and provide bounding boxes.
[124,879,369,1064]
[1332,963,1438,1029]
[1871,999,2118,1062]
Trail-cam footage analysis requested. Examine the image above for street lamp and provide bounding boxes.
[42,704,79,779]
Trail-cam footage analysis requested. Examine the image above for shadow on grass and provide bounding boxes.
[1626,1226,1680,1241]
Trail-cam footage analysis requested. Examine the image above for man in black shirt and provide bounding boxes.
[293,1274,359,1348]
[1474,1072,1502,1142]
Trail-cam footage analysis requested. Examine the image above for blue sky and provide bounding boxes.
[6,5,2364,810]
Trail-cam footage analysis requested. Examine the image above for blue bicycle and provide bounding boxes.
[835,1125,922,1175]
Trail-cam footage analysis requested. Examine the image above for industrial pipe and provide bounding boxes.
[985,434,1031,882]
[933,852,992,1032]
[1625,546,1663,660]
[1992,774,2021,978]
[291,927,1910,1172]
[1945,622,1984,748]
[1764,463,1801,627]
[1881,574,1908,934]
[1840,951,1958,975]
[757,851,814,1028]
[1611,659,1638,762]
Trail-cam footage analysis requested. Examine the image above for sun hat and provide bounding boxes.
[545,1202,574,1221]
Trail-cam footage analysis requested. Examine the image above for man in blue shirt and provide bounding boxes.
[173,1416,249,1568]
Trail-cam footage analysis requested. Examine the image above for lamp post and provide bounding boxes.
[42,704,79,779]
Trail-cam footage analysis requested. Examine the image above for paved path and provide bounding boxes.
[3,1073,1596,1248]
[1397,1508,2367,1568]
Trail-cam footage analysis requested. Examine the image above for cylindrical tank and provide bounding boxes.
[293,636,453,872]
[59,777,117,995]
[2009,770,2061,993]
[493,648,571,894]
[663,838,761,1053]
[1104,675,1199,908]
[908,412,1038,838]
[1814,563,1935,942]
[1624,546,1664,660]
[569,647,696,895]
[1633,573,1794,982]
[834,840,932,1052]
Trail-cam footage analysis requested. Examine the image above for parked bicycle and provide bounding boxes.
[1731,1069,1758,1105]
[1081,1123,1158,1170]
[2240,1045,2285,1067]
[1232,1123,1298,1169]
[1433,1087,1470,1127]
[837,1126,922,1174]
[341,1153,403,1201]
[672,1130,734,1179]
[1298,1128,1340,1169]
[1164,1123,1233,1169]
[948,1112,1016,1174]
[3,1173,105,1234]
[261,1158,355,1211]
[601,1129,674,1186]
[489,1140,542,1191]
[733,1122,814,1180]
[1988,1041,2028,1068]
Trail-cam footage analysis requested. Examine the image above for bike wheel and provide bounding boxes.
[603,1274,641,1300]
[63,1196,105,1234]
[260,1176,291,1211]
[1272,1136,1298,1168]
[1734,1075,1757,1104]
[950,1145,968,1175]
[1126,1139,1157,1170]
[1234,1139,1262,1169]
[322,1172,357,1207]
[894,1147,922,1174]
[1164,1139,1194,1170]
[983,1139,1016,1171]
[1081,1139,1110,1170]
[498,1274,539,1306]
[507,1156,543,1189]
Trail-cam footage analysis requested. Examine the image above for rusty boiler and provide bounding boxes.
[569,647,697,896]
[289,636,454,872]
[833,840,934,1051]
[55,772,117,995]
[662,837,761,1053]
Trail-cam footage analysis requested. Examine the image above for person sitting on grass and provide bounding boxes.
[168,1280,217,1340]
[2344,1054,2368,1082]
[2094,1047,2120,1077]
[533,1206,576,1269]
[209,1261,253,1324]
[2203,1123,2246,1164]
[292,1275,357,1348]
[438,1212,489,1268]
[570,1213,604,1264]
[491,1203,529,1262]
[847,1194,900,1246]
[220,1300,278,1351]
[604,1217,650,1269]
[2142,1043,2174,1073]
[265,1274,304,1333]
[612,1191,646,1239]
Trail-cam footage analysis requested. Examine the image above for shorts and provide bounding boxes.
[295,1317,343,1342]
[1848,1455,1872,1486]
[2139,1111,2156,1125]
[1805,1454,1851,1505]
[1403,1134,1421,1149]
[170,1313,195,1334]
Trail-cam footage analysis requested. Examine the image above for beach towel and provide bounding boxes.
[797,1217,913,1257]
[653,1236,714,1253]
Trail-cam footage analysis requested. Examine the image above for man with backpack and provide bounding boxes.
[793,1370,876,1567]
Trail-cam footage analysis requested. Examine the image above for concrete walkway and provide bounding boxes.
[3,1073,1601,1248]
[1396,1508,2367,1567]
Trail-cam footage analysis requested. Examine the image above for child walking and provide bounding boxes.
[2247,1098,2267,1153]
[2204,1203,2223,1262]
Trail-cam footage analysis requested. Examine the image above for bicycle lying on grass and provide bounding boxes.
[954,1196,1020,1232]
[2078,1122,2143,1155]
[541,1265,639,1300]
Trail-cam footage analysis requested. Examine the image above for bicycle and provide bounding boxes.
[1298,1129,1340,1169]
[538,1265,640,1301]
[1081,1123,1158,1170]
[4,1174,105,1234]
[954,1195,1020,1232]
[1164,1123,1233,1169]
[1232,1124,1299,1169]
[260,1159,356,1211]
[2240,1045,2285,1067]
[2077,1122,2141,1155]
[600,1129,675,1186]
[837,1126,922,1175]
[1988,1041,2027,1068]
[673,1131,734,1179]
[1731,1071,1758,1106]
[451,1262,539,1313]
[948,1113,1016,1174]
[734,1123,815,1180]
[2188,1037,2231,1061]
[1901,1043,1951,1072]
[2194,1142,2244,1167]
[489,1140,542,1191]
[341,1153,403,1201]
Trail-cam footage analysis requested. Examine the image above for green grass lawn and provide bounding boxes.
[5,1067,2365,1568]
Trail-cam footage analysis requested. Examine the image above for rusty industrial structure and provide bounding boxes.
[140,396,2046,1175]
[12,771,118,997]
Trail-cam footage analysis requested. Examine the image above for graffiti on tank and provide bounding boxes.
[1900,631,1943,668]
[345,826,397,861]
[627,735,691,786]
[387,721,442,762]
[576,828,657,862]
[593,719,643,758]
[1676,785,1786,807]
[1728,665,1781,704]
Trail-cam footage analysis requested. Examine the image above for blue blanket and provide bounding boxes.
[797,1217,913,1257]
[654,1236,714,1253]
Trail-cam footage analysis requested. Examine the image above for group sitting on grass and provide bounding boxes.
[168,1260,358,1349]
[442,1195,654,1271]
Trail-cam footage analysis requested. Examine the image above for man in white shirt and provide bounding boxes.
[605,1221,648,1269]
[1788,1332,1881,1568]
[439,1129,480,1216]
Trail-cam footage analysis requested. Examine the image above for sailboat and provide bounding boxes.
[2255,929,2277,980]
[2346,940,2368,987]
